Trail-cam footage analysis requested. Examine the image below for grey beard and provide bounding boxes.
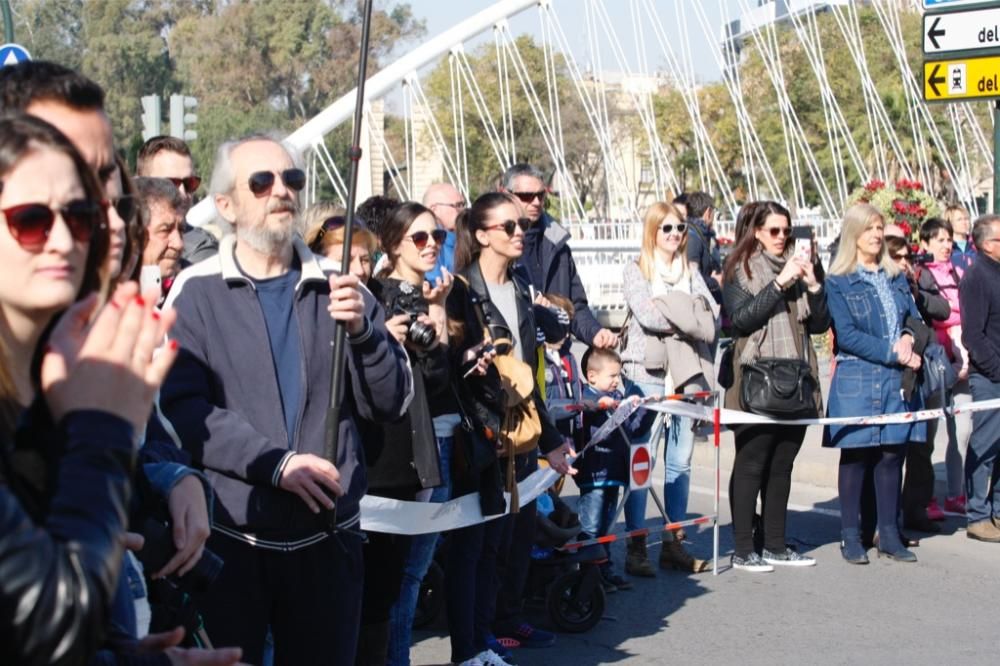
[237,217,303,255]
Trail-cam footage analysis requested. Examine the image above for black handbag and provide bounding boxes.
[738,298,819,419]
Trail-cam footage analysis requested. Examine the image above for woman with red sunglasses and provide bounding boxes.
[0,113,186,664]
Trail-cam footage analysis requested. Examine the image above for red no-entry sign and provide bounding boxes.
[630,444,651,489]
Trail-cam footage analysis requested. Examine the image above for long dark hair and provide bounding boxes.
[376,201,432,275]
[0,112,110,437]
[723,200,791,283]
[453,191,517,272]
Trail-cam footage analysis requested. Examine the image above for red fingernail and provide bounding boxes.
[169,339,179,351]
[152,310,161,320]
[135,295,145,306]
[109,299,121,309]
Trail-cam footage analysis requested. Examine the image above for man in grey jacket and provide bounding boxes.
[158,135,413,663]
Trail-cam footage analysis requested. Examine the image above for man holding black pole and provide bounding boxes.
[157,135,413,664]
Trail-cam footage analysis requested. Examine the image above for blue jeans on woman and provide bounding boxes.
[624,381,694,528]
[387,435,452,666]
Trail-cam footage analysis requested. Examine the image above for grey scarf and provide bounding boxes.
[738,250,811,364]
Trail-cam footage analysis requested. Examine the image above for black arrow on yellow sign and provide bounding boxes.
[928,63,946,97]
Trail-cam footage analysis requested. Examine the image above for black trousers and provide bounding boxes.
[730,424,806,557]
[200,531,363,666]
[493,452,538,630]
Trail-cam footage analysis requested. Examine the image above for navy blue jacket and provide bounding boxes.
[685,216,723,304]
[158,236,413,541]
[960,252,1000,382]
[574,383,655,490]
[516,213,603,344]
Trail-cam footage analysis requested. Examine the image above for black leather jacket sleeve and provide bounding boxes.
[0,410,135,666]
[725,278,831,337]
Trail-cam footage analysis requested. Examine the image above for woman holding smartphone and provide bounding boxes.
[722,201,829,573]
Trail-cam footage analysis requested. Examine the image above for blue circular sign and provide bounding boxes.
[0,43,32,67]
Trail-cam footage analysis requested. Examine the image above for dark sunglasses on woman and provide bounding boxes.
[406,228,448,249]
[2,199,105,251]
[660,222,687,234]
[247,168,307,196]
[166,175,202,192]
[108,194,137,225]
[485,218,531,237]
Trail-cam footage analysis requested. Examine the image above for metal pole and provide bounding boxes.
[323,0,375,533]
[712,391,721,576]
[1,0,14,43]
[994,100,1000,215]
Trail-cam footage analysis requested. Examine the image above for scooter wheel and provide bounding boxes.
[546,569,605,633]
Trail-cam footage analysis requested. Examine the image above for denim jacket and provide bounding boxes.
[824,269,927,448]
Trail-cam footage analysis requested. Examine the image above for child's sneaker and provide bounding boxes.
[944,495,967,514]
[927,497,946,521]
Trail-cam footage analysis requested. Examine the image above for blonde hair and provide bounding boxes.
[302,202,378,258]
[637,201,690,281]
[828,203,900,277]
[942,204,969,228]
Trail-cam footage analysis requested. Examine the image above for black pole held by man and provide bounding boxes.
[324,0,376,534]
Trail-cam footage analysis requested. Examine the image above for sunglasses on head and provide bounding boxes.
[247,168,306,196]
[406,228,448,249]
[660,222,687,235]
[485,218,531,236]
[511,190,546,204]
[763,226,792,238]
[3,200,105,251]
[166,176,202,193]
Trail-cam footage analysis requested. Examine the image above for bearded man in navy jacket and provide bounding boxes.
[158,135,413,664]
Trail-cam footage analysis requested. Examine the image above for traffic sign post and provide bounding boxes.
[923,0,1000,212]
[0,42,30,67]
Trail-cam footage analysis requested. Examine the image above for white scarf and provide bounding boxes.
[652,253,691,297]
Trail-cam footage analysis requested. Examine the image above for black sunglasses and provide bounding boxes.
[406,228,448,249]
[660,223,687,235]
[764,227,792,238]
[247,168,306,196]
[166,175,202,193]
[3,199,105,251]
[107,194,137,224]
[485,218,531,236]
[511,190,546,204]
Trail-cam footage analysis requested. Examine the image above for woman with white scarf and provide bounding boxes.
[620,201,716,576]
[722,201,830,573]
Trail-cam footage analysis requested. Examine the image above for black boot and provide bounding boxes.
[840,528,869,565]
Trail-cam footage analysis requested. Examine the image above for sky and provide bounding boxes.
[394,0,745,85]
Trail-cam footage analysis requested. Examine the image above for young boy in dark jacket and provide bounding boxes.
[541,294,584,450]
[575,347,656,592]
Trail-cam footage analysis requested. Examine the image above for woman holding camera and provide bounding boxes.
[723,201,829,573]
[352,201,454,664]
[825,204,926,565]
[0,114,192,664]
[444,192,571,666]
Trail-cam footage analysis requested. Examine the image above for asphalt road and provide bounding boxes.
[410,457,1000,665]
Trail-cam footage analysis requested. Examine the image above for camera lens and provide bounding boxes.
[407,320,437,349]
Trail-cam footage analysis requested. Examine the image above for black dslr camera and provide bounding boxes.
[384,280,437,350]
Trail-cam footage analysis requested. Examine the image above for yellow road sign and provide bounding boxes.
[923,55,1000,101]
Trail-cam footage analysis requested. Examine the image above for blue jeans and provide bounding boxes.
[387,436,452,666]
[966,374,1000,523]
[578,486,621,564]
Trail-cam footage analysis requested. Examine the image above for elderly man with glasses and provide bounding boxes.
[422,182,464,284]
[157,135,413,663]
[499,163,617,349]
[960,214,1000,543]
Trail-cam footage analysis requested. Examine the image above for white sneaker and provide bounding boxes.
[731,552,774,573]
[457,657,485,666]
[762,547,816,567]
[476,649,514,666]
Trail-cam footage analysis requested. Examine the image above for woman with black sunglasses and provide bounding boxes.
[620,201,716,577]
[443,192,571,666]
[722,201,829,573]
[355,201,457,664]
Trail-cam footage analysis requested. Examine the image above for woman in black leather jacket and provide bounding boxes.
[722,201,830,573]
[0,114,182,665]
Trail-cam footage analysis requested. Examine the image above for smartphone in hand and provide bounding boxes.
[791,226,812,263]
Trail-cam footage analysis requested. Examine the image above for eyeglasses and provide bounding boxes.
[2,199,105,251]
[485,218,531,236]
[247,168,306,196]
[166,176,202,193]
[763,227,792,238]
[105,194,137,224]
[431,201,466,210]
[511,190,546,204]
[406,228,448,249]
[660,223,687,235]
[893,253,911,261]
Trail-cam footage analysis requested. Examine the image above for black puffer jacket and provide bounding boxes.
[0,410,135,666]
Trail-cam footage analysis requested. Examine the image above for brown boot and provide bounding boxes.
[659,533,709,573]
[967,519,1000,542]
[625,534,656,577]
